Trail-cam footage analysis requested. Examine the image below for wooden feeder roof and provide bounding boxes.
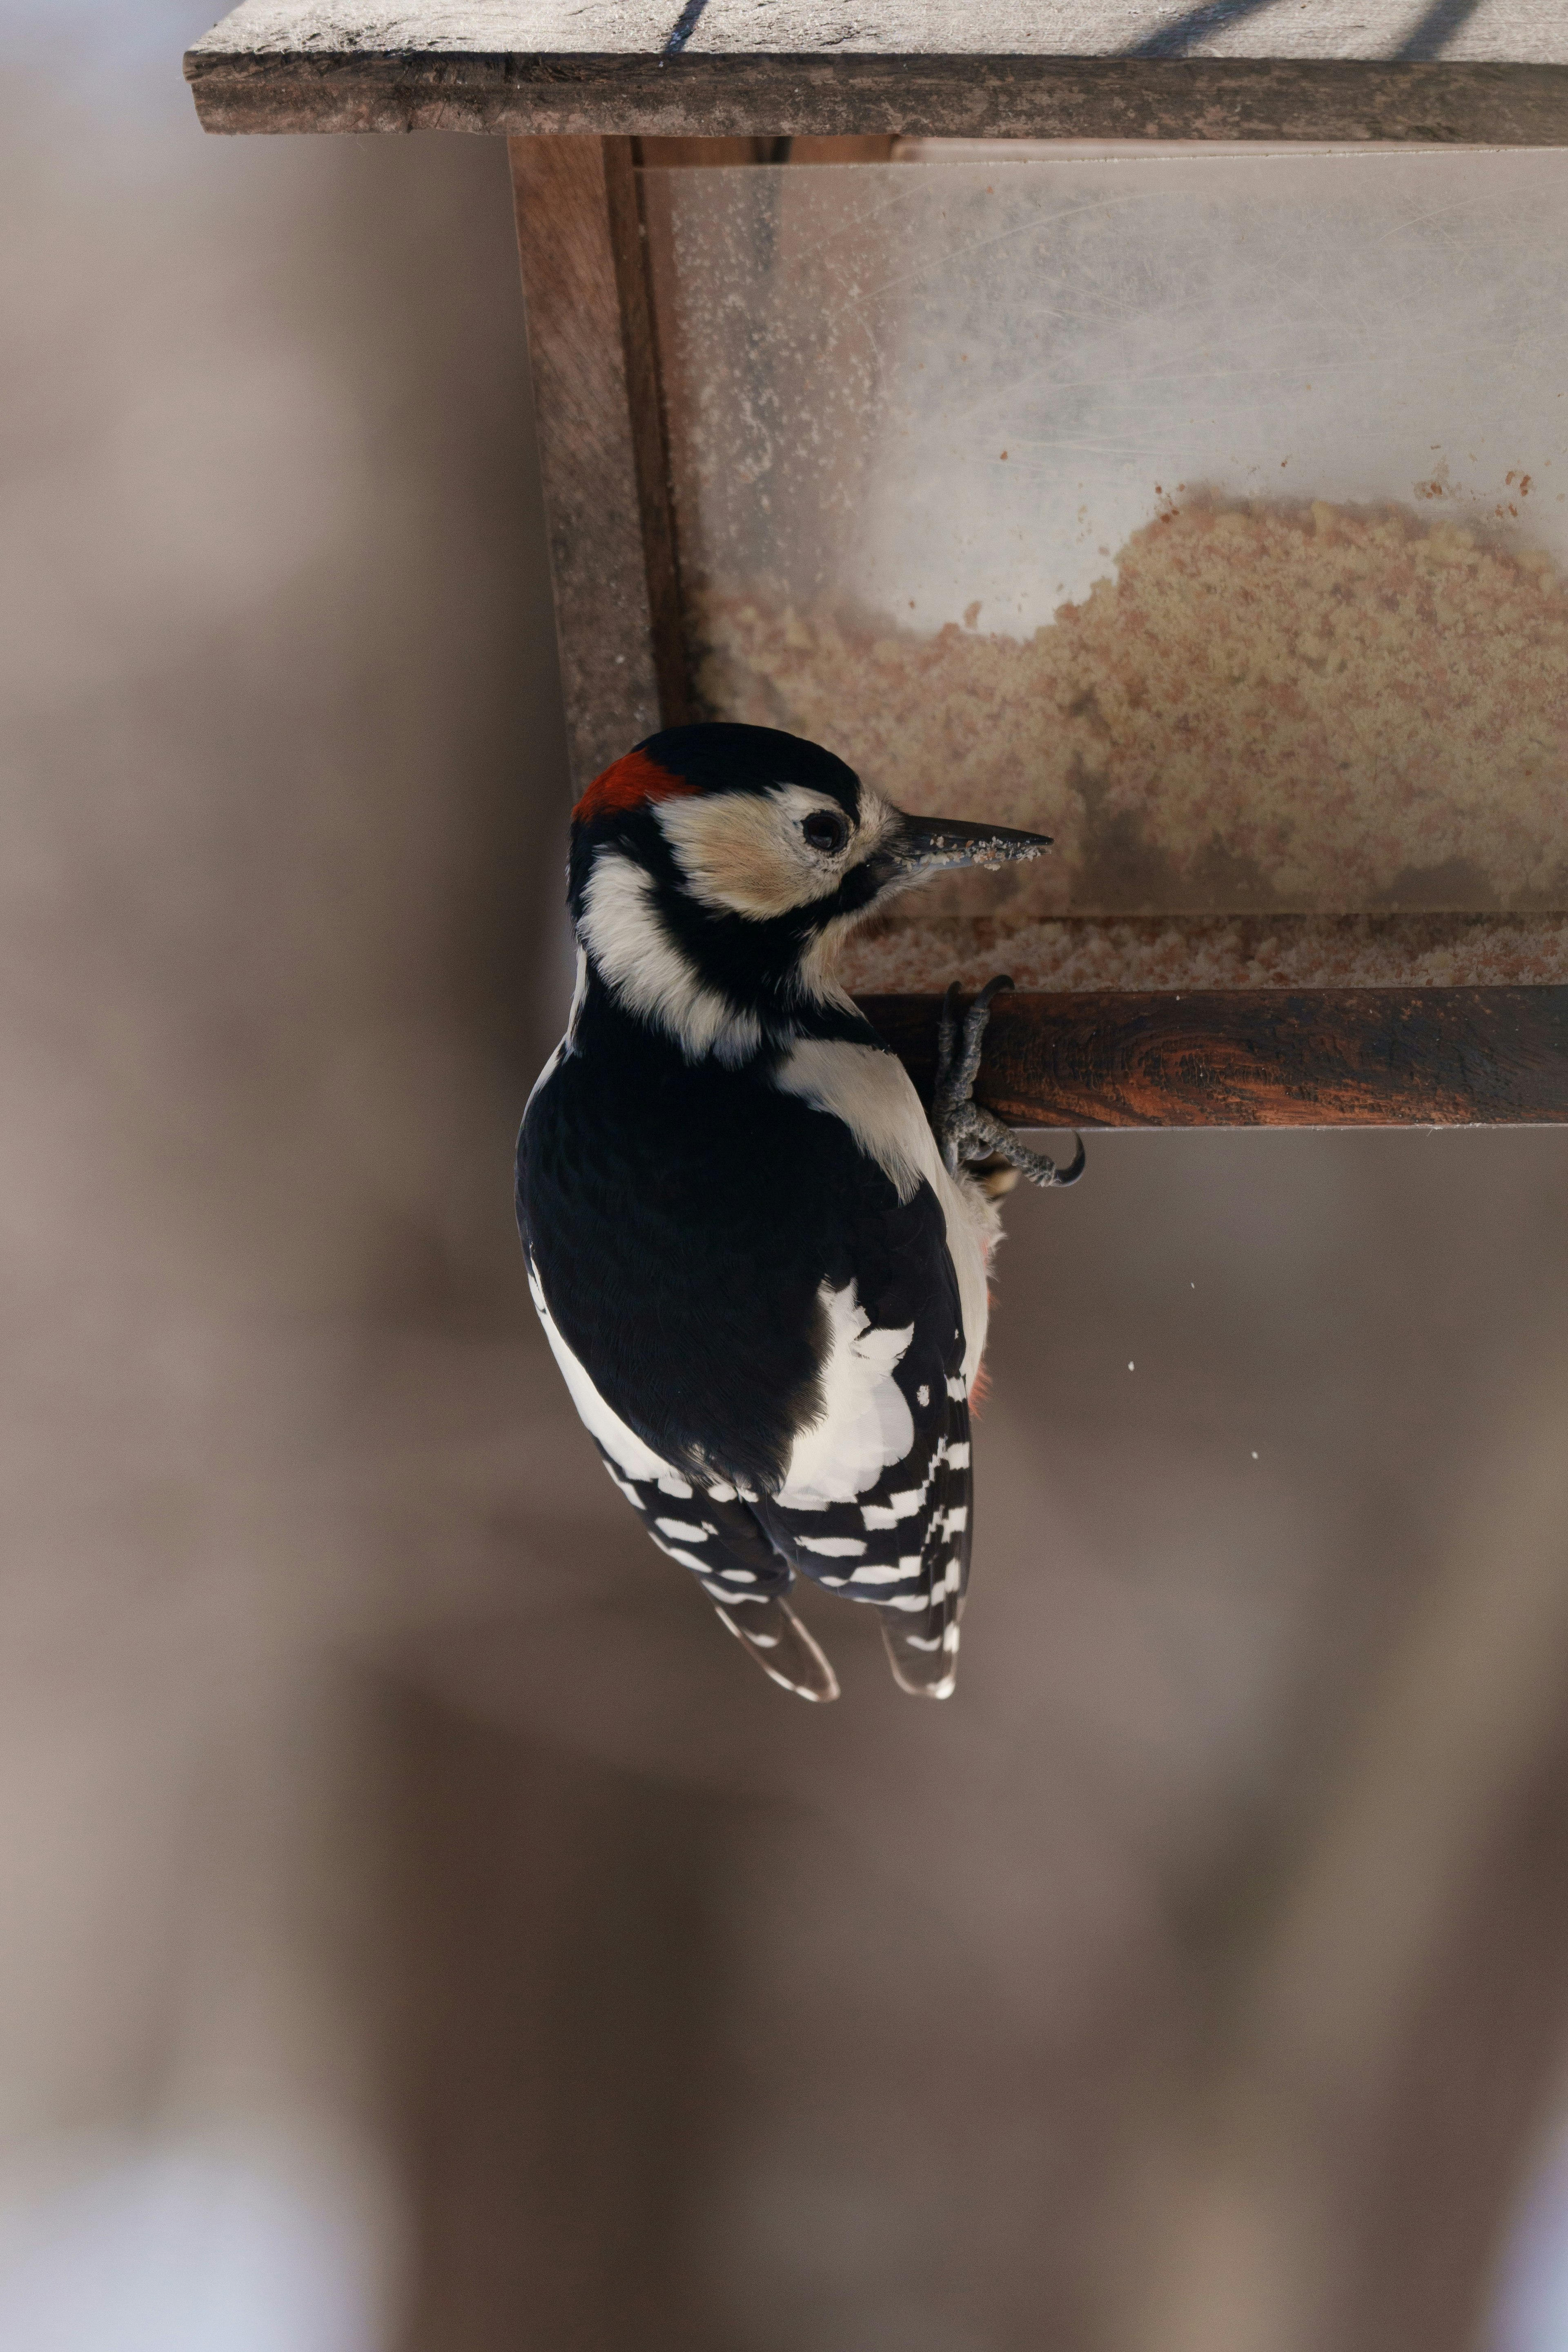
[186,2,1567,143]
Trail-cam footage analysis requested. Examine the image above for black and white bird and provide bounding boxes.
[517,724,1082,1703]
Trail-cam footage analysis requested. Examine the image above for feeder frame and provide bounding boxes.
[186,2,1568,1128]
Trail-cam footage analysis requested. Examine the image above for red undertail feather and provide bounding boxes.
[573,748,698,825]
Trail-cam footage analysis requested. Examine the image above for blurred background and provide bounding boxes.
[8,9,1568,2348]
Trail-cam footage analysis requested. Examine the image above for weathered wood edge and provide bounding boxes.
[604,138,693,729]
[187,56,1568,144]
[507,134,700,784]
[508,136,664,787]
[858,990,1568,1128]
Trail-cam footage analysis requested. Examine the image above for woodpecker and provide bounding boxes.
[517,724,1082,1703]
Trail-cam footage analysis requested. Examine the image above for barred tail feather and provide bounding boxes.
[877,1400,971,1699]
[715,1595,841,1702]
[879,1603,960,1701]
[591,1443,841,1702]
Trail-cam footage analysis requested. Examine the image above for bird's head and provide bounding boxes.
[567,722,1049,1062]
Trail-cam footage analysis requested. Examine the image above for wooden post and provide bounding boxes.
[508,131,892,788]
[509,135,689,791]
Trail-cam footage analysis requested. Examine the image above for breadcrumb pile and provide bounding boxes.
[695,500,1568,947]
[836,912,1568,994]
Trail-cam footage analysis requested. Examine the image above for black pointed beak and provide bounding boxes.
[881,809,1053,882]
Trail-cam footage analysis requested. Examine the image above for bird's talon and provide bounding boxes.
[959,973,1012,1088]
[931,977,1082,1189]
[980,1122,1086,1190]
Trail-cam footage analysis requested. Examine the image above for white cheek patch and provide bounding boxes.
[579,847,761,1065]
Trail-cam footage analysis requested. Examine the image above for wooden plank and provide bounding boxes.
[858,990,1568,1129]
[637,135,897,165]
[637,136,779,166]
[187,2,1568,143]
[602,139,693,731]
[784,137,901,163]
[686,0,1563,63]
[508,128,880,780]
[508,136,672,788]
[185,0,1568,69]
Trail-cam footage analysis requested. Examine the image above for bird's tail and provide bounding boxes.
[875,1412,970,1701]
[713,1595,840,1703]
[878,1602,960,1700]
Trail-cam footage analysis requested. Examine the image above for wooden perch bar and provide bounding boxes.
[860,989,1568,1128]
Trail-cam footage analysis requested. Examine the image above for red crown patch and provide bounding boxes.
[572,748,699,826]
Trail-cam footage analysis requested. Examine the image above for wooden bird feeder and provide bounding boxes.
[187,3,1568,1129]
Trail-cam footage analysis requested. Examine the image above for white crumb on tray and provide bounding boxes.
[839,913,1568,994]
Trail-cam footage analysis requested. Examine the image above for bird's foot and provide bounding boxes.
[931,976,1085,1190]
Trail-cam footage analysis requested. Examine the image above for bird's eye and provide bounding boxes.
[802,809,850,855]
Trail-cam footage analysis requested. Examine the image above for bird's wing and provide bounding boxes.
[519,1033,961,1499]
[521,1029,976,1695]
[528,1230,840,1697]
[754,1346,972,1701]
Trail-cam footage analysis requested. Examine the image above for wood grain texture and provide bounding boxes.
[186,0,1568,65]
[186,1,1568,141]
[602,138,693,729]
[687,0,1561,63]
[508,136,664,788]
[858,990,1568,1129]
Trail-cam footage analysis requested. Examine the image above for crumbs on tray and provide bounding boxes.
[695,498,1568,923]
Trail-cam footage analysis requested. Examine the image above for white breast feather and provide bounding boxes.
[578,849,762,1066]
[773,1037,995,1392]
[777,1285,915,1510]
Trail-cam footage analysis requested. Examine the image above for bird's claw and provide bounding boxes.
[931,976,1086,1190]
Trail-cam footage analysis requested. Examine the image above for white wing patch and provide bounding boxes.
[769,1034,995,1393]
[776,1283,915,1510]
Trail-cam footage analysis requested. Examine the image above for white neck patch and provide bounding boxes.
[578,847,762,1066]
[772,1039,940,1205]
